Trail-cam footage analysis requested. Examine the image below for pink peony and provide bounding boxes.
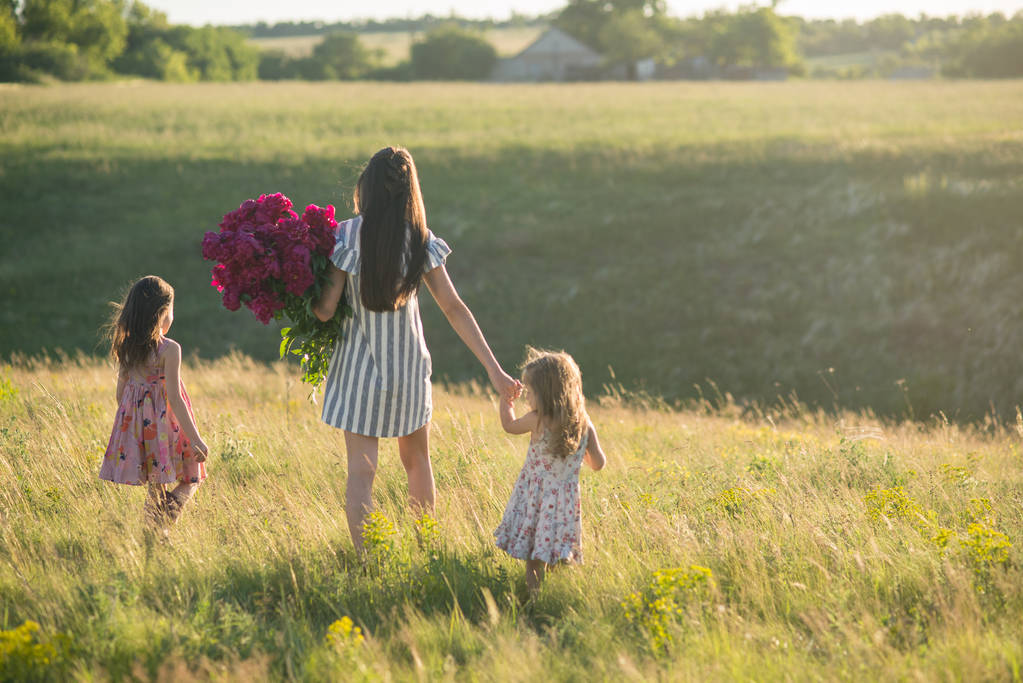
[255,193,295,225]
[204,193,338,324]
[302,204,338,255]
[247,289,284,324]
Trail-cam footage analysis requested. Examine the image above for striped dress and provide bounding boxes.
[320,216,451,437]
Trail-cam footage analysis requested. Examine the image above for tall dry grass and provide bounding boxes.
[0,355,1019,680]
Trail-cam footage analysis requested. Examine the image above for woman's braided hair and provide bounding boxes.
[354,146,429,312]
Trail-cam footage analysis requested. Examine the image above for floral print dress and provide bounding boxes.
[99,340,206,486]
[494,429,589,564]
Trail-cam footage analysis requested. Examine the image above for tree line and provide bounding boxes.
[1,0,258,82]
[2,0,1022,83]
[236,13,547,39]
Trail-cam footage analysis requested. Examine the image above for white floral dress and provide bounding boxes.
[494,429,589,564]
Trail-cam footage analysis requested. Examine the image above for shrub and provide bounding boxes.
[410,25,497,80]
[0,620,70,681]
[622,566,714,652]
[2,40,89,81]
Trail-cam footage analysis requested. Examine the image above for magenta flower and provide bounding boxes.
[203,193,339,323]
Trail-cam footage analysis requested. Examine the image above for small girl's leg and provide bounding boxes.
[144,483,167,526]
[167,481,200,522]
[525,559,546,593]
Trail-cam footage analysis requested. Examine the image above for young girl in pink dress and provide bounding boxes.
[494,349,607,593]
[100,275,208,525]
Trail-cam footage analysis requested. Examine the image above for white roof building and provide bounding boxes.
[491,28,604,82]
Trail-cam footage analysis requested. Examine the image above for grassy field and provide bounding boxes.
[1,81,1023,421]
[249,27,545,64]
[0,355,1020,679]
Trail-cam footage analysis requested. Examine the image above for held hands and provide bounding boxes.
[500,379,523,405]
[490,369,521,404]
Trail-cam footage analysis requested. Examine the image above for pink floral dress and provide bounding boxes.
[99,340,207,486]
[494,429,589,564]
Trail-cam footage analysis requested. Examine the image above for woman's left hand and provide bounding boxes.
[491,370,518,399]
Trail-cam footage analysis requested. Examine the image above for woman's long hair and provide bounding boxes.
[109,275,174,371]
[522,348,588,459]
[354,146,429,312]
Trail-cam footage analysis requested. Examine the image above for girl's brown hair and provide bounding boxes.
[354,146,429,312]
[522,348,588,459]
[109,275,174,371]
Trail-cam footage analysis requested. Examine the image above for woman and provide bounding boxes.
[313,146,517,552]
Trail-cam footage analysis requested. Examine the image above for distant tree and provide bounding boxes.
[0,4,18,52]
[949,16,1023,77]
[598,11,664,77]
[708,7,799,69]
[19,0,73,45]
[554,0,666,52]
[311,31,379,79]
[21,0,127,73]
[117,36,194,80]
[865,14,916,50]
[179,26,258,80]
[114,2,196,80]
[257,49,293,80]
[410,25,496,80]
[798,18,870,57]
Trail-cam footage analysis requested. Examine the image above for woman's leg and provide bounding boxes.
[344,431,380,553]
[396,423,434,513]
[525,559,546,593]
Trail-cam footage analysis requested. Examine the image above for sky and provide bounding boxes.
[143,0,1023,26]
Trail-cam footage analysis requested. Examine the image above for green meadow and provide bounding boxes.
[2,81,1023,418]
[0,356,1020,679]
[1,81,1022,679]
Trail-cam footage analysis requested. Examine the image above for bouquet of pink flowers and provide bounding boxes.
[201,193,351,386]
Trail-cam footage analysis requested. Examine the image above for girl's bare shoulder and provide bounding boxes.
[157,337,182,362]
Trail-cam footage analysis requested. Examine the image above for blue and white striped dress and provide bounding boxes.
[320,216,451,437]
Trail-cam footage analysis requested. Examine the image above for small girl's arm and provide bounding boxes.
[313,262,347,322]
[499,394,538,435]
[162,340,208,462]
[583,422,606,471]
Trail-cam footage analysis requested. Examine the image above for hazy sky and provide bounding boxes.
[144,1,1023,26]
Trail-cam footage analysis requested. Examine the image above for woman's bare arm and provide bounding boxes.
[313,262,347,322]
[423,265,515,396]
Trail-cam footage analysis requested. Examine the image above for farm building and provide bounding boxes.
[491,28,603,81]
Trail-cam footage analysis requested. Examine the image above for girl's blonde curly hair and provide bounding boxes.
[521,348,587,459]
